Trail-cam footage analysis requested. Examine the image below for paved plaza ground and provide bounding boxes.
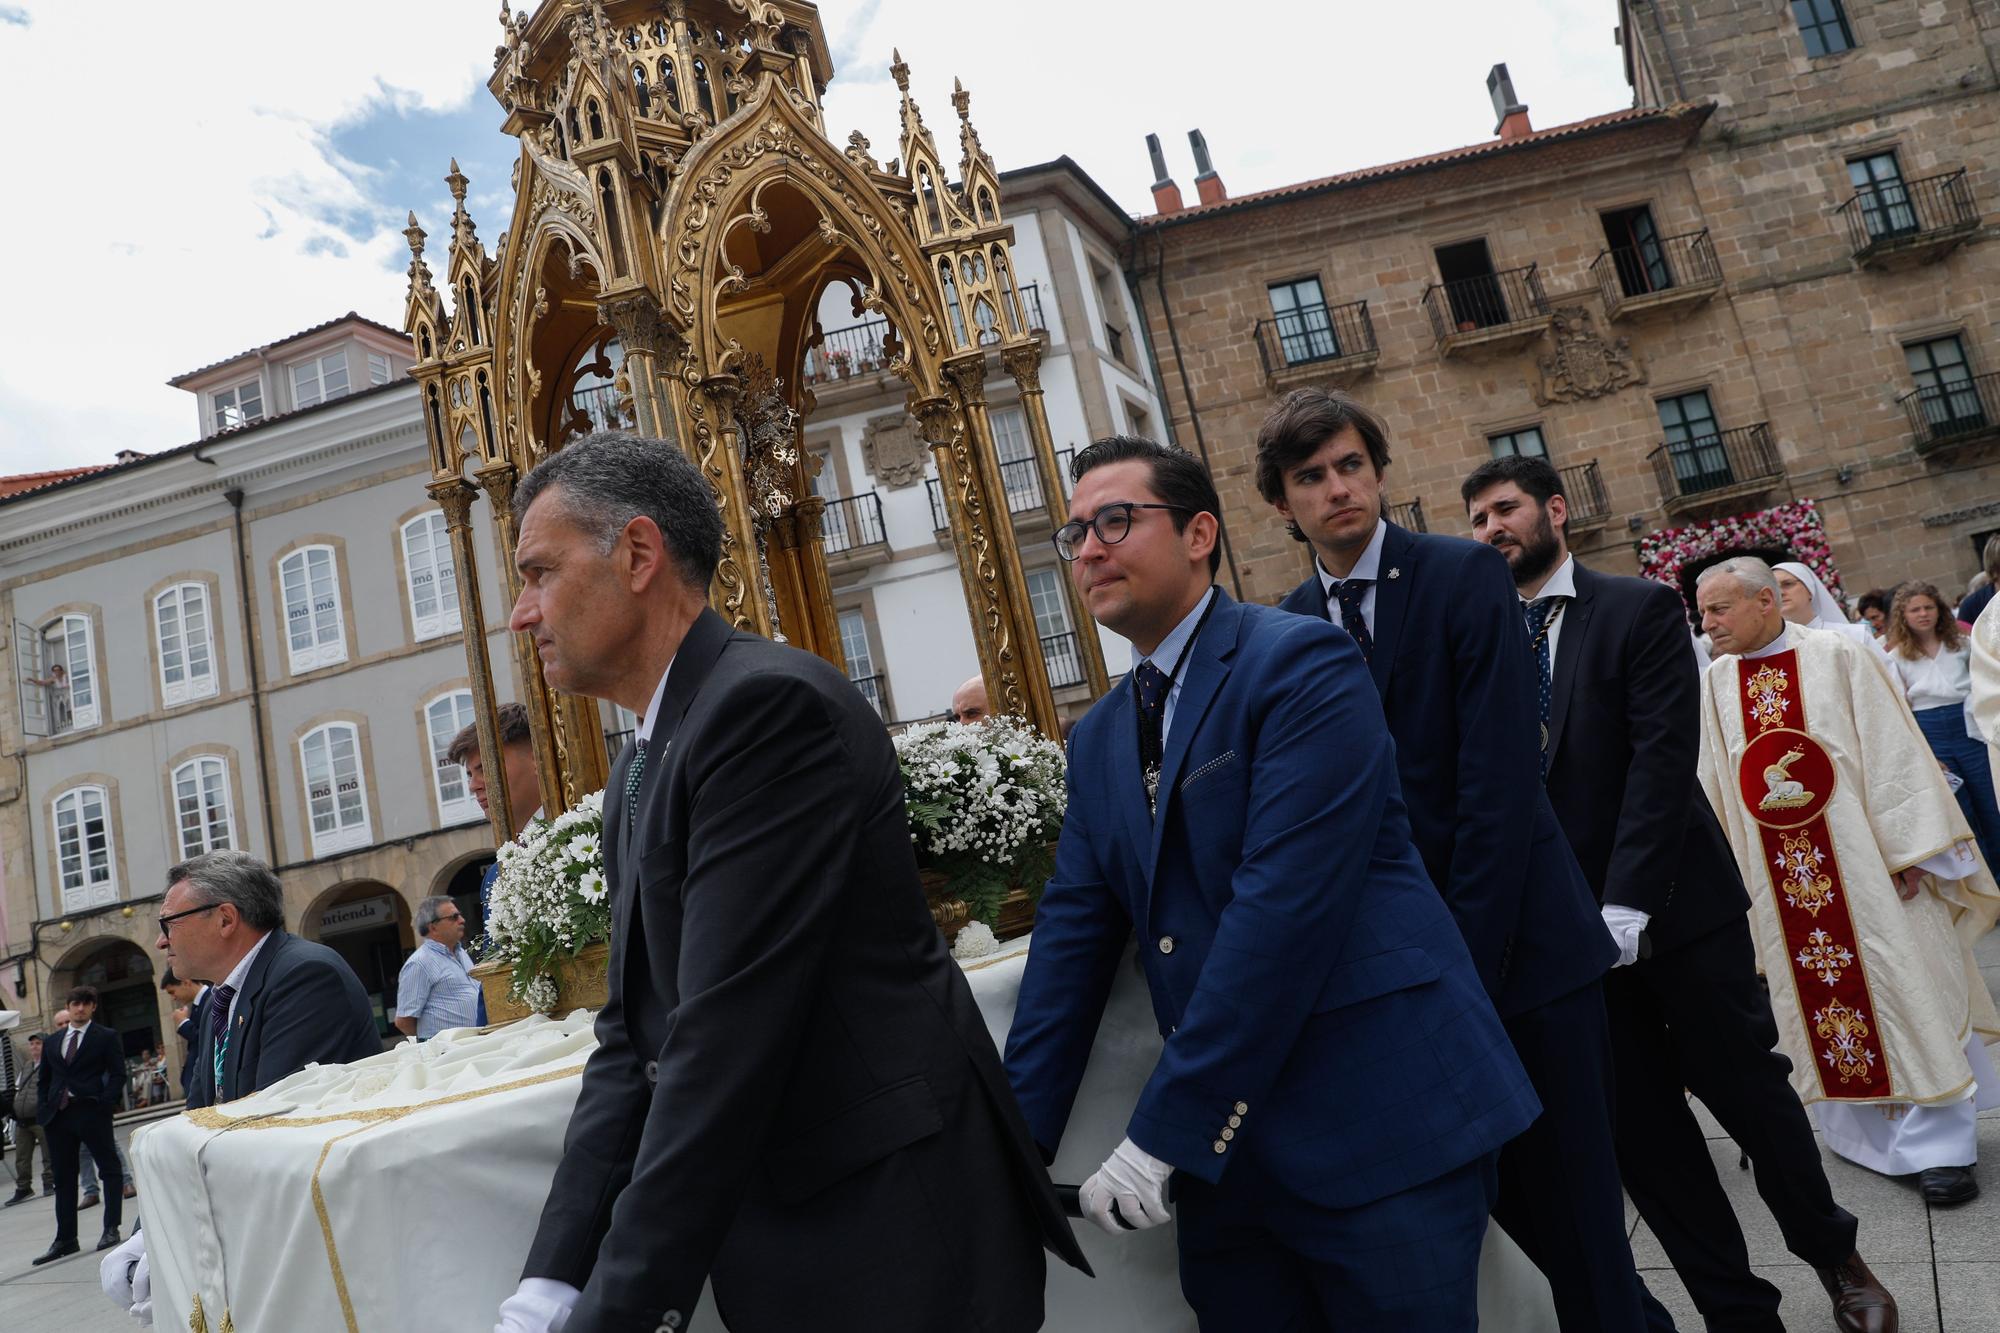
[5,931,2000,1330]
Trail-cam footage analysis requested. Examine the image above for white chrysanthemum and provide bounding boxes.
[577,868,607,904]
[567,832,601,867]
[951,922,999,960]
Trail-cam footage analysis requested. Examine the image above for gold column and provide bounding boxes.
[428,476,516,842]
[683,371,773,637]
[599,291,674,442]
[928,358,1061,739]
[1003,342,1109,698]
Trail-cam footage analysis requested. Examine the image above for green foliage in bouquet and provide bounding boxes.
[894,716,1068,926]
[483,790,611,1004]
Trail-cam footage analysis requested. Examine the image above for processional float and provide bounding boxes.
[403,0,1108,846]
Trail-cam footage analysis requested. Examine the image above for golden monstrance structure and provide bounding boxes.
[403,0,1108,836]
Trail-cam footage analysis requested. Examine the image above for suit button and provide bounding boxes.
[1212,1140,1227,1154]
[1234,1101,1249,1115]
[1227,1114,1241,1128]
[1158,936,1175,954]
[643,1060,659,1084]
[1220,1127,1235,1142]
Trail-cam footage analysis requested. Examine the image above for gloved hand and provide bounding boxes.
[100,1229,147,1310]
[495,1278,582,1333]
[130,1250,153,1326]
[1601,905,1650,968]
[1079,1136,1174,1234]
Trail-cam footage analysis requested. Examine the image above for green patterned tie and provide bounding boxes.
[624,739,648,802]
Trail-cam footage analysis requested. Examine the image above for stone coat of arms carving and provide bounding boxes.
[1534,306,1645,405]
[862,412,929,489]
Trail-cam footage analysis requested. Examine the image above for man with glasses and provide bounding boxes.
[1005,435,1537,1328]
[394,897,484,1039]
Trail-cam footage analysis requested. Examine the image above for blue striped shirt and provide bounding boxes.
[395,941,483,1039]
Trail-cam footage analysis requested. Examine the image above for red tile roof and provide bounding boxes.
[168,311,412,387]
[1137,104,1712,228]
[0,467,110,500]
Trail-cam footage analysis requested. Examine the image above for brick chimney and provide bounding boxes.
[1487,63,1533,141]
[1146,134,1184,214]
[1189,129,1227,206]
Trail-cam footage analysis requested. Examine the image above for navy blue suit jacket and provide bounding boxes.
[1005,589,1538,1210]
[186,932,381,1109]
[37,1022,122,1125]
[1277,525,1615,1017]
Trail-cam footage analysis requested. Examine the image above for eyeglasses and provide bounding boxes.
[1053,503,1195,562]
[157,903,219,940]
[436,912,464,923]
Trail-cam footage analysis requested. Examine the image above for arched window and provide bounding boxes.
[692,58,714,121]
[632,64,651,116]
[937,259,967,347]
[52,784,116,910]
[300,722,370,855]
[155,582,217,706]
[658,56,682,113]
[977,187,997,224]
[401,513,462,641]
[418,324,433,359]
[598,170,625,275]
[972,297,1000,347]
[566,105,582,145]
[172,756,235,859]
[461,278,482,345]
[425,691,482,826]
[31,613,98,735]
[992,246,1020,335]
[587,98,605,139]
[919,165,943,234]
[278,546,346,673]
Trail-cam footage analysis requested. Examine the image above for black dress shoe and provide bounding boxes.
[2,1188,33,1207]
[96,1226,122,1251]
[1920,1165,1979,1205]
[30,1238,79,1266]
[78,1191,99,1209]
[1816,1251,1898,1333]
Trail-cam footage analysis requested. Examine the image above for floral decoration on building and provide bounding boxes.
[1636,499,1842,613]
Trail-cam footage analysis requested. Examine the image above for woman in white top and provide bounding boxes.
[1887,581,2000,869]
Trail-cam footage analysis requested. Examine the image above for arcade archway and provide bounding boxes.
[299,881,410,1043]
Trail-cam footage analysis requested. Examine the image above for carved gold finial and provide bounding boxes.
[952,77,968,119]
[890,47,909,93]
[446,158,469,205]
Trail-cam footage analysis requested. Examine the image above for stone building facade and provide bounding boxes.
[1126,0,2000,612]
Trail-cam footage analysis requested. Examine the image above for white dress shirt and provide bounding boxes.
[1314,519,1389,639]
[1129,586,1218,745]
[638,655,676,745]
[1519,554,1579,670]
[1890,642,1973,712]
[218,930,274,1029]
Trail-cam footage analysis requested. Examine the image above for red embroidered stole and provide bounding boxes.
[1734,649,1891,1099]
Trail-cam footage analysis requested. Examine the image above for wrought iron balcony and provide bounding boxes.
[820,492,887,556]
[1556,461,1611,531]
[1054,447,1075,500]
[1421,265,1553,355]
[927,476,950,532]
[805,283,1048,388]
[998,456,1048,516]
[1388,498,1427,533]
[604,728,634,763]
[1647,423,1783,515]
[1253,299,1380,387]
[1837,170,1979,267]
[1591,230,1723,319]
[1900,372,2000,454]
[1042,631,1086,690]
[850,673,887,720]
[1019,282,1045,333]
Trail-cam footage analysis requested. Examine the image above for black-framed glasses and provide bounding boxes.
[157,903,219,940]
[1053,503,1194,562]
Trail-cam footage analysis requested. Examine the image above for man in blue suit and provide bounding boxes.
[1263,389,1649,1331]
[1005,435,1539,1329]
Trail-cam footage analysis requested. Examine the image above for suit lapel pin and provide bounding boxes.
[1387,567,1401,580]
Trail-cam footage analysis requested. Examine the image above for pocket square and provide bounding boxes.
[1180,750,1239,791]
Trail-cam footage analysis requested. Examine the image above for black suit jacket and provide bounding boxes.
[176,989,208,1099]
[186,933,381,1109]
[1541,562,1749,955]
[1277,525,1614,1016]
[37,1022,122,1125]
[523,608,1087,1333]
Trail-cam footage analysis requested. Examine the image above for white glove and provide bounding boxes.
[495,1278,582,1333]
[100,1229,147,1310]
[130,1251,153,1326]
[1601,905,1651,968]
[1080,1136,1174,1234]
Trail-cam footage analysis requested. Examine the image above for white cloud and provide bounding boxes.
[0,0,1632,475]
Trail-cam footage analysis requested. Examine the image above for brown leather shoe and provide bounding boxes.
[1816,1251,1897,1333]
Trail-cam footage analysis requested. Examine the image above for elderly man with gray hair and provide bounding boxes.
[1696,554,2000,1209]
[394,895,484,1039]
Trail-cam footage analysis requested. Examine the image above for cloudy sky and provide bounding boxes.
[0,0,1629,475]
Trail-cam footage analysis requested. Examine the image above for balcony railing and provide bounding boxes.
[1388,499,1427,533]
[567,383,632,437]
[1018,282,1045,333]
[804,284,1047,386]
[1900,371,2000,453]
[1647,423,1781,506]
[603,728,634,763]
[1253,299,1379,379]
[927,476,950,531]
[1837,170,1979,261]
[1042,631,1086,689]
[1054,447,1075,499]
[1590,230,1723,317]
[1556,461,1611,529]
[820,492,887,555]
[999,456,1047,515]
[851,673,887,720]
[1421,265,1551,346]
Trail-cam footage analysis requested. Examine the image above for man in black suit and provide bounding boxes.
[33,986,125,1264]
[494,432,1087,1333]
[1260,389,1644,1330]
[160,968,206,1102]
[1463,455,1896,1333]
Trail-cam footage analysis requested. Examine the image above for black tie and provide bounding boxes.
[1523,597,1566,776]
[1330,579,1374,662]
[1133,660,1170,814]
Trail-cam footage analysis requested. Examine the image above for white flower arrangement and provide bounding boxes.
[951,921,1000,961]
[483,790,612,1004]
[894,716,1067,926]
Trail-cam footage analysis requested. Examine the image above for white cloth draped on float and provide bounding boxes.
[130,939,1556,1333]
[1697,626,2000,1111]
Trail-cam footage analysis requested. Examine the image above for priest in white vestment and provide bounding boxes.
[1694,557,2000,1205]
